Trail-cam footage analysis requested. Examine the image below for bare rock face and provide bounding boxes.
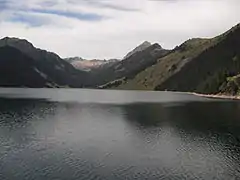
[124,41,154,59]
[65,57,119,71]
[71,59,107,71]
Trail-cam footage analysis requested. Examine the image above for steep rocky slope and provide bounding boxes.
[123,41,152,59]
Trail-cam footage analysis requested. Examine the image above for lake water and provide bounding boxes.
[0,88,240,180]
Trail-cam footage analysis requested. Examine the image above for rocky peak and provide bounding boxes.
[65,57,84,63]
[124,41,158,59]
[141,41,151,46]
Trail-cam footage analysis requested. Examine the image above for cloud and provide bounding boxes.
[0,0,9,11]
[77,0,140,12]
[1,0,106,23]
[7,12,51,27]
[37,0,58,8]
[0,0,240,59]
[29,8,105,21]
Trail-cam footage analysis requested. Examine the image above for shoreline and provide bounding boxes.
[190,92,240,100]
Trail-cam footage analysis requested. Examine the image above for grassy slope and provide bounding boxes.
[90,44,169,87]
[115,38,215,90]
[114,23,240,95]
[155,24,240,94]
[219,74,240,95]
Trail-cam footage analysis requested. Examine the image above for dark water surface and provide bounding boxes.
[0,88,240,180]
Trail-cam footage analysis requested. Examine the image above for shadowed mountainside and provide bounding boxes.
[0,46,58,87]
[0,37,89,87]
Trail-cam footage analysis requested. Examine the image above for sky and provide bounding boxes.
[0,0,240,59]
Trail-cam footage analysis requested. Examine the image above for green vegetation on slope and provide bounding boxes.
[155,24,240,94]
[115,38,215,90]
[89,43,169,87]
[113,23,240,96]
[219,74,240,95]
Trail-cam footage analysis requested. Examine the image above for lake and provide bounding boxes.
[0,88,240,180]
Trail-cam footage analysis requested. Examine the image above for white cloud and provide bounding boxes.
[0,0,240,59]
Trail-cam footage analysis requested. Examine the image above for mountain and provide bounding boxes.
[64,57,84,63]
[0,37,88,88]
[111,23,240,96]
[0,37,168,88]
[0,46,57,87]
[155,24,240,95]
[3,23,240,94]
[111,38,213,90]
[89,43,170,87]
[124,41,152,59]
[65,57,119,71]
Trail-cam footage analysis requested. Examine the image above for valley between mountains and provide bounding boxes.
[0,23,240,96]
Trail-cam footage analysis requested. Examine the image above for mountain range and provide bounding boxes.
[0,23,240,95]
[64,57,119,71]
[112,23,240,96]
[64,41,154,72]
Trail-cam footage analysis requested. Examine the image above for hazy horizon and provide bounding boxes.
[0,0,240,59]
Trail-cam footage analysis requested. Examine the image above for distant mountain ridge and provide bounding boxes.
[64,57,85,63]
[64,57,119,71]
[65,41,154,72]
